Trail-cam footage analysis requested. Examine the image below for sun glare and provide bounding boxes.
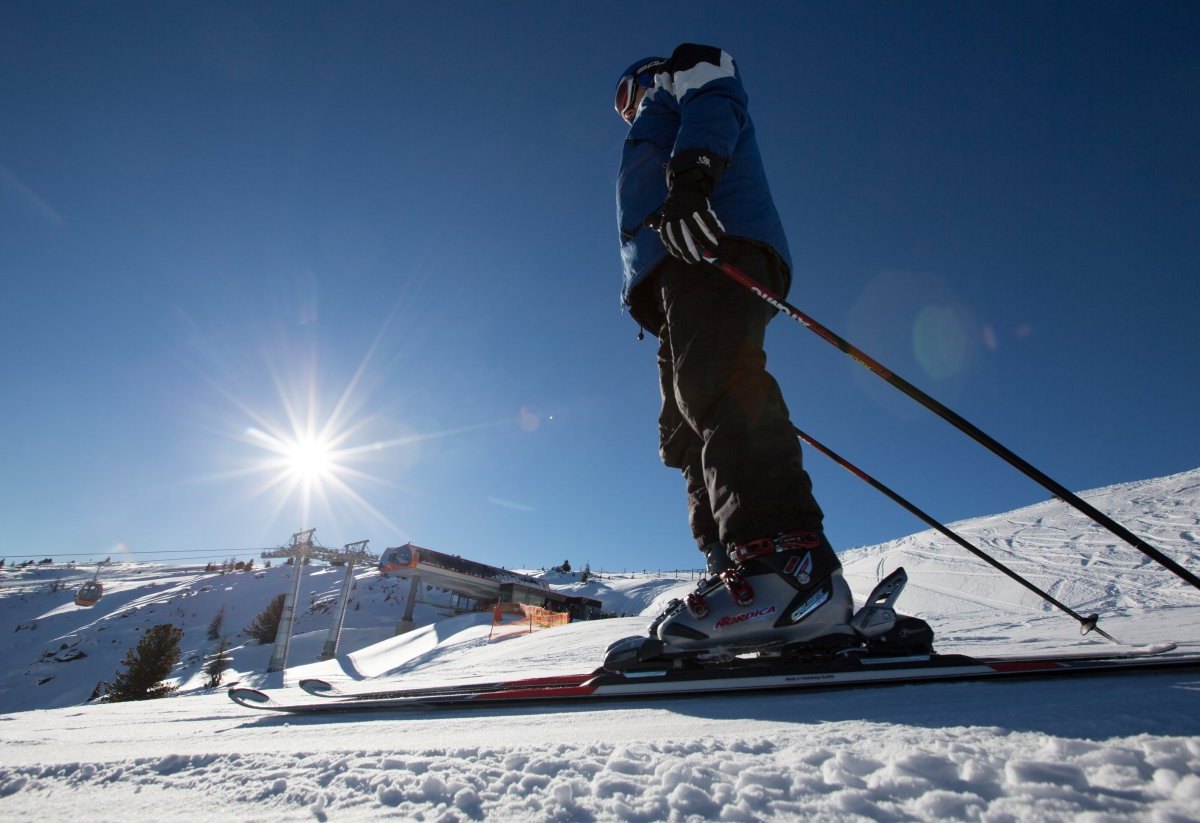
[204,301,520,540]
[284,436,335,481]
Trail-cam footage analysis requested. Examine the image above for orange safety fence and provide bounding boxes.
[519,603,570,628]
[488,601,569,642]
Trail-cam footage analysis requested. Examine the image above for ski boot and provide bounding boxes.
[606,529,857,670]
[645,541,731,641]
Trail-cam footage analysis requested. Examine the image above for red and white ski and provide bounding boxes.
[228,643,1197,714]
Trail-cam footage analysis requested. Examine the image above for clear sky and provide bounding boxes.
[2,1,1197,573]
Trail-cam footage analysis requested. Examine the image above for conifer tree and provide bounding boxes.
[207,606,226,641]
[205,636,231,688]
[108,624,183,702]
[246,593,286,644]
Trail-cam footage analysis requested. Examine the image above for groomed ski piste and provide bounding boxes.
[3,469,1199,820]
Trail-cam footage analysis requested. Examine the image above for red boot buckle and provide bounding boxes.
[685,591,709,618]
[719,568,755,606]
[731,529,822,563]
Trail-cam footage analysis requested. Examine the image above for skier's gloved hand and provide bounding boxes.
[650,151,729,265]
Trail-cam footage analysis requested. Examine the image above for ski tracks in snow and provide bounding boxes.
[2,721,1199,821]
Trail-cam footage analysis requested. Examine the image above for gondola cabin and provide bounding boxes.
[75,579,103,607]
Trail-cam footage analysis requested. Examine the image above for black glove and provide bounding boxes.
[650,151,729,264]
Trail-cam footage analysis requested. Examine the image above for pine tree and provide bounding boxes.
[207,606,226,641]
[108,624,183,702]
[204,636,231,688]
[246,593,286,644]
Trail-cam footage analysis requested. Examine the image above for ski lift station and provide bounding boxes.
[378,543,603,621]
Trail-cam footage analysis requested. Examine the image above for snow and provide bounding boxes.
[2,469,1200,821]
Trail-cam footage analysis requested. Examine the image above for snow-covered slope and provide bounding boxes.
[841,468,1200,653]
[0,549,694,713]
[844,469,1200,612]
[1,468,1198,821]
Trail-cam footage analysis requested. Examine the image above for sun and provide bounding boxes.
[243,423,346,490]
[283,435,335,482]
[204,301,519,539]
[237,420,363,532]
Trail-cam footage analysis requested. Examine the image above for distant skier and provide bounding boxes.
[613,44,854,658]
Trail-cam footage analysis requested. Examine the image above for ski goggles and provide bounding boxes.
[614,70,656,124]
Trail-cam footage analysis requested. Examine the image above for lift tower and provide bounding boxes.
[320,539,376,660]
[263,529,318,673]
[263,530,378,672]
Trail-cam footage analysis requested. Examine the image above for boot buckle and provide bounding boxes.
[719,568,755,606]
[730,529,823,563]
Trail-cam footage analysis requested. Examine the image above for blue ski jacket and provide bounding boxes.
[616,43,792,313]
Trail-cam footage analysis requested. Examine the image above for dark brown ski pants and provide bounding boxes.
[639,239,825,553]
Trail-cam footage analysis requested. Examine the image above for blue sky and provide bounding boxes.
[2,2,1197,574]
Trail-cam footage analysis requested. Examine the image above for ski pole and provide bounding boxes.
[793,424,1119,642]
[702,253,1200,593]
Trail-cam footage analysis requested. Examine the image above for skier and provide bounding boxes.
[613,44,855,660]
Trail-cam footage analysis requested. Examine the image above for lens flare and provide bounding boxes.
[913,305,970,380]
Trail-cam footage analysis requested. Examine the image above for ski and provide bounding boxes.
[228,643,1197,714]
[295,671,596,701]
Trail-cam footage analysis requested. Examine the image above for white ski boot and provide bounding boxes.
[609,530,857,669]
[605,532,938,671]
